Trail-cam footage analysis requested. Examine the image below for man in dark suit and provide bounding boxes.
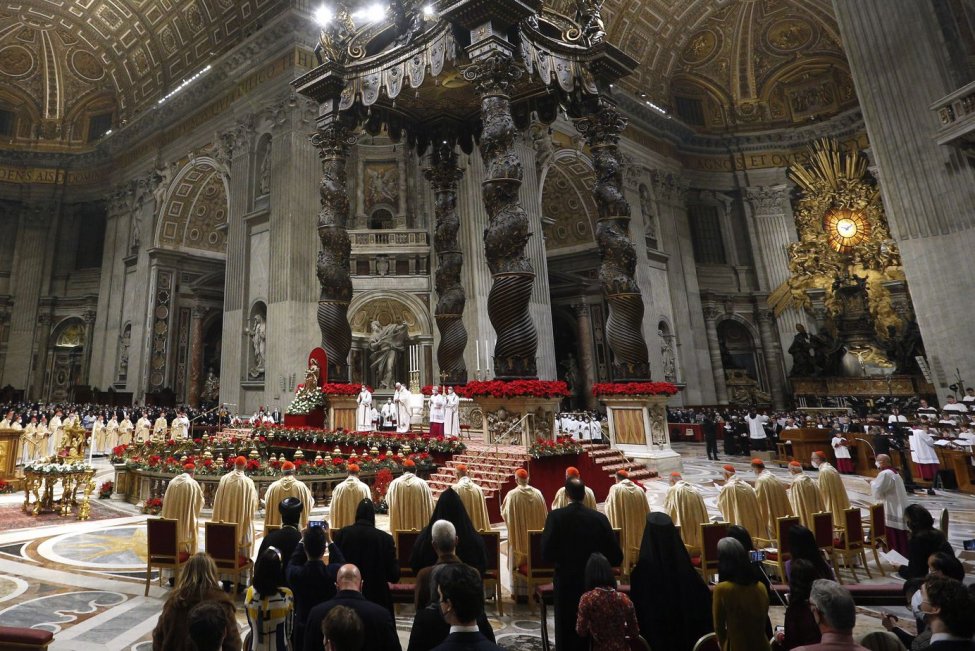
[304,564,401,651]
[921,576,975,651]
[259,497,304,571]
[703,412,719,460]
[287,525,346,651]
[542,478,623,651]
[428,563,502,651]
[334,498,400,614]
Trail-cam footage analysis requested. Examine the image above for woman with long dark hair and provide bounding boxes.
[575,552,639,651]
[629,512,712,651]
[244,547,294,651]
[409,487,487,576]
[772,559,821,650]
[712,537,771,651]
[152,552,240,651]
[898,504,953,579]
[786,524,834,582]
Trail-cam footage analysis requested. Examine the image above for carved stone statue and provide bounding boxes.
[788,323,815,377]
[202,370,220,402]
[258,145,271,196]
[576,0,607,44]
[811,327,845,377]
[640,184,657,242]
[152,162,176,209]
[314,5,356,65]
[304,358,320,390]
[117,328,131,381]
[245,313,266,378]
[561,353,579,394]
[369,321,409,389]
[659,330,676,381]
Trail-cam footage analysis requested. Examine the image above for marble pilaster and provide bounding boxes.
[574,303,597,410]
[756,306,787,409]
[702,303,729,404]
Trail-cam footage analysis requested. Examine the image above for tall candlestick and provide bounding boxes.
[475,340,480,371]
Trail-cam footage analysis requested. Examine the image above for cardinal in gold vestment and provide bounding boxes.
[604,470,650,573]
[212,456,259,555]
[329,465,372,529]
[263,461,314,529]
[812,452,850,528]
[752,459,794,541]
[161,464,205,554]
[788,461,824,528]
[386,459,435,534]
[664,472,710,551]
[501,468,547,595]
[717,465,765,540]
[452,465,491,532]
[551,466,597,509]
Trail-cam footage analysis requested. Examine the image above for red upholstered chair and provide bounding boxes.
[835,508,872,582]
[865,503,888,576]
[692,632,720,651]
[394,529,422,583]
[693,522,728,582]
[480,530,504,615]
[0,627,55,650]
[762,515,800,582]
[205,521,252,592]
[812,511,840,583]
[517,530,554,613]
[145,517,188,596]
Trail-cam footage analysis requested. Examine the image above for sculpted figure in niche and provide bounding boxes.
[258,144,271,196]
[369,320,409,389]
[788,324,815,377]
[659,330,676,381]
[640,184,657,242]
[245,313,266,377]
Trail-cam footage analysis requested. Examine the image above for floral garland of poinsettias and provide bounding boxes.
[528,435,584,458]
[591,381,680,397]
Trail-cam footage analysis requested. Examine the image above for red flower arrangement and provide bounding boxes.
[458,380,570,399]
[143,497,163,514]
[591,382,680,397]
[320,383,360,396]
[528,435,584,458]
[0,479,12,494]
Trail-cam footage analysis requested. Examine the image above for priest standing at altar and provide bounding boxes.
[429,386,445,436]
[356,385,373,432]
[393,382,412,433]
[444,386,461,437]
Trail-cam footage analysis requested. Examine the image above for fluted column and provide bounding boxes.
[311,114,357,382]
[756,307,787,409]
[574,303,598,410]
[575,101,651,380]
[425,142,468,385]
[188,305,206,406]
[463,54,538,379]
[703,304,729,404]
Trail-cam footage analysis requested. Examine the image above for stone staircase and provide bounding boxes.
[581,443,657,482]
[429,443,530,500]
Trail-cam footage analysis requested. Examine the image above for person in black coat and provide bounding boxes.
[304,564,401,651]
[409,488,486,578]
[258,497,304,574]
[921,575,975,651]
[898,504,955,579]
[541,478,623,651]
[630,512,713,651]
[406,566,495,651]
[287,525,346,651]
[334,498,400,614]
[703,414,719,460]
[426,564,501,651]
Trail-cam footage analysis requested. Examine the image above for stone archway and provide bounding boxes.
[540,152,600,254]
[155,158,229,255]
[347,292,432,389]
[47,318,86,402]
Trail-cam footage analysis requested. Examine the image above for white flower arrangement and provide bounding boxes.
[24,461,93,474]
[286,387,325,415]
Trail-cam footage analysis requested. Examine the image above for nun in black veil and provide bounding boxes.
[629,511,714,651]
[408,487,487,577]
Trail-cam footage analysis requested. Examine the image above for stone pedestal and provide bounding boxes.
[601,395,682,475]
[473,396,560,446]
[111,463,130,500]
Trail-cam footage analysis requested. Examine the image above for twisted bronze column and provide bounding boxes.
[575,101,651,380]
[425,141,468,385]
[463,53,538,379]
[311,117,357,382]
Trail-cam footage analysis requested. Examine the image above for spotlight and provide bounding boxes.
[422,3,435,17]
[314,5,333,26]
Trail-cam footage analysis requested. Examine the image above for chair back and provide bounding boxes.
[776,516,800,555]
[395,530,421,568]
[147,518,179,560]
[205,521,239,567]
[701,522,729,566]
[528,530,554,571]
[813,512,834,550]
[480,531,501,573]
[843,508,864,544]
[626,635,651,651]
[692,632,720,651]
[869,503,886,540]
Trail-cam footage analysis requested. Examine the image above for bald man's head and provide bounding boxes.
[336,564,362,592]
[876,454,892,469]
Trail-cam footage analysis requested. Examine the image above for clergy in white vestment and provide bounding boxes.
[664,471,709,551]
[170,411,190,439]
[909,426,940,482]
[501,468,547,595]
[355,385,373,432]
[263,460,314,529]
[135,414,151,442]
[91,415,107,455]
[152,414,169,439]
[393,382,412,433]
[47,411,63,456]
[118,416,134,445]
[21,417,40,464]
[429,386,446,436]
[106,415,120,450]
[551,466,597,509]
[161,463,205,554]
[604,469,650,573]
[452,464,491,531]
[387,459,435,534]
[380,399,396,431]
[444,386,461,437]
[211,456,259,557]
[870,454,910,556]
[329,465,372,529]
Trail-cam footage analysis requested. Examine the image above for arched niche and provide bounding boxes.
[539,151,599,254]
[155,158,229,255]
[48,317,86,402]
[255,134,271,200]
[245,301,267,381]
[369,206,395,229]
[116,322,132,385]
[347,292,432,389]
[717,317,765,387]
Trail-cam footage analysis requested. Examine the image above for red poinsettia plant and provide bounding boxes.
[591,382,680,397]
[320,383,361,396]
[143,497,163,514]
[459,380,570,399]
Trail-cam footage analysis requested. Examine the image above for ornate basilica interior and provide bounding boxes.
[0,0,974,413]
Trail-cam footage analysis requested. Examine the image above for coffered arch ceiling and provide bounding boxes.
[0,0,284,145]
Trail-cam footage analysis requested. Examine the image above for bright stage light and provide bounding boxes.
[314,5,333,26]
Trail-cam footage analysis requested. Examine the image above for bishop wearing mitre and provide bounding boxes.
[453,464,491,532]
[501,468,547,596]
[717,465,765,540]
[161,462,205,554]
[751,458,793,542]
[329,464,372,529]
[605,469,650,573]
[106,414,120,451]
[152,412,169,439]
[386,459,434,534]
[212,456,259,557]
[119,414,134,445]
[551,466,597,509]
[135,412,151,442]
[788,460,824,528]
[665,471,709,551]
[92,415,107,455]
[264,460,314,529]
[812,451,850,527]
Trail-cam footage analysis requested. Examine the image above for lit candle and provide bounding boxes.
[475,340,480,371]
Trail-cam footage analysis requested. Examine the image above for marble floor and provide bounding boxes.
[0,443,969,650]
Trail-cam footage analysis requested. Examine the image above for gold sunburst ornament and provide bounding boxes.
[769,138,905,338]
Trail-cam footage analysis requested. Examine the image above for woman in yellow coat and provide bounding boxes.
[712,537,771,651]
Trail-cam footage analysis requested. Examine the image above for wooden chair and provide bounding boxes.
[515,530,554,613]
[146,517,188,596]
[865,503,888,576]
[812,511,839,583]
[205,521,253,591]
[692,632,720,651]
[394,529,422,583]
[693,522,728,582]
[761,515,800,581]
[480,530,504,615]
[834,508,872,583]
[0,627,55,651]
[263,523,281,535]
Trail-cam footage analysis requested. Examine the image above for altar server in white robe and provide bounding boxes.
[444,386,461,437]
[429,386,446,436]
[47,411,63,456]
[393,382,412,433]
[355,385,373,432]
[869,454,910,556]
